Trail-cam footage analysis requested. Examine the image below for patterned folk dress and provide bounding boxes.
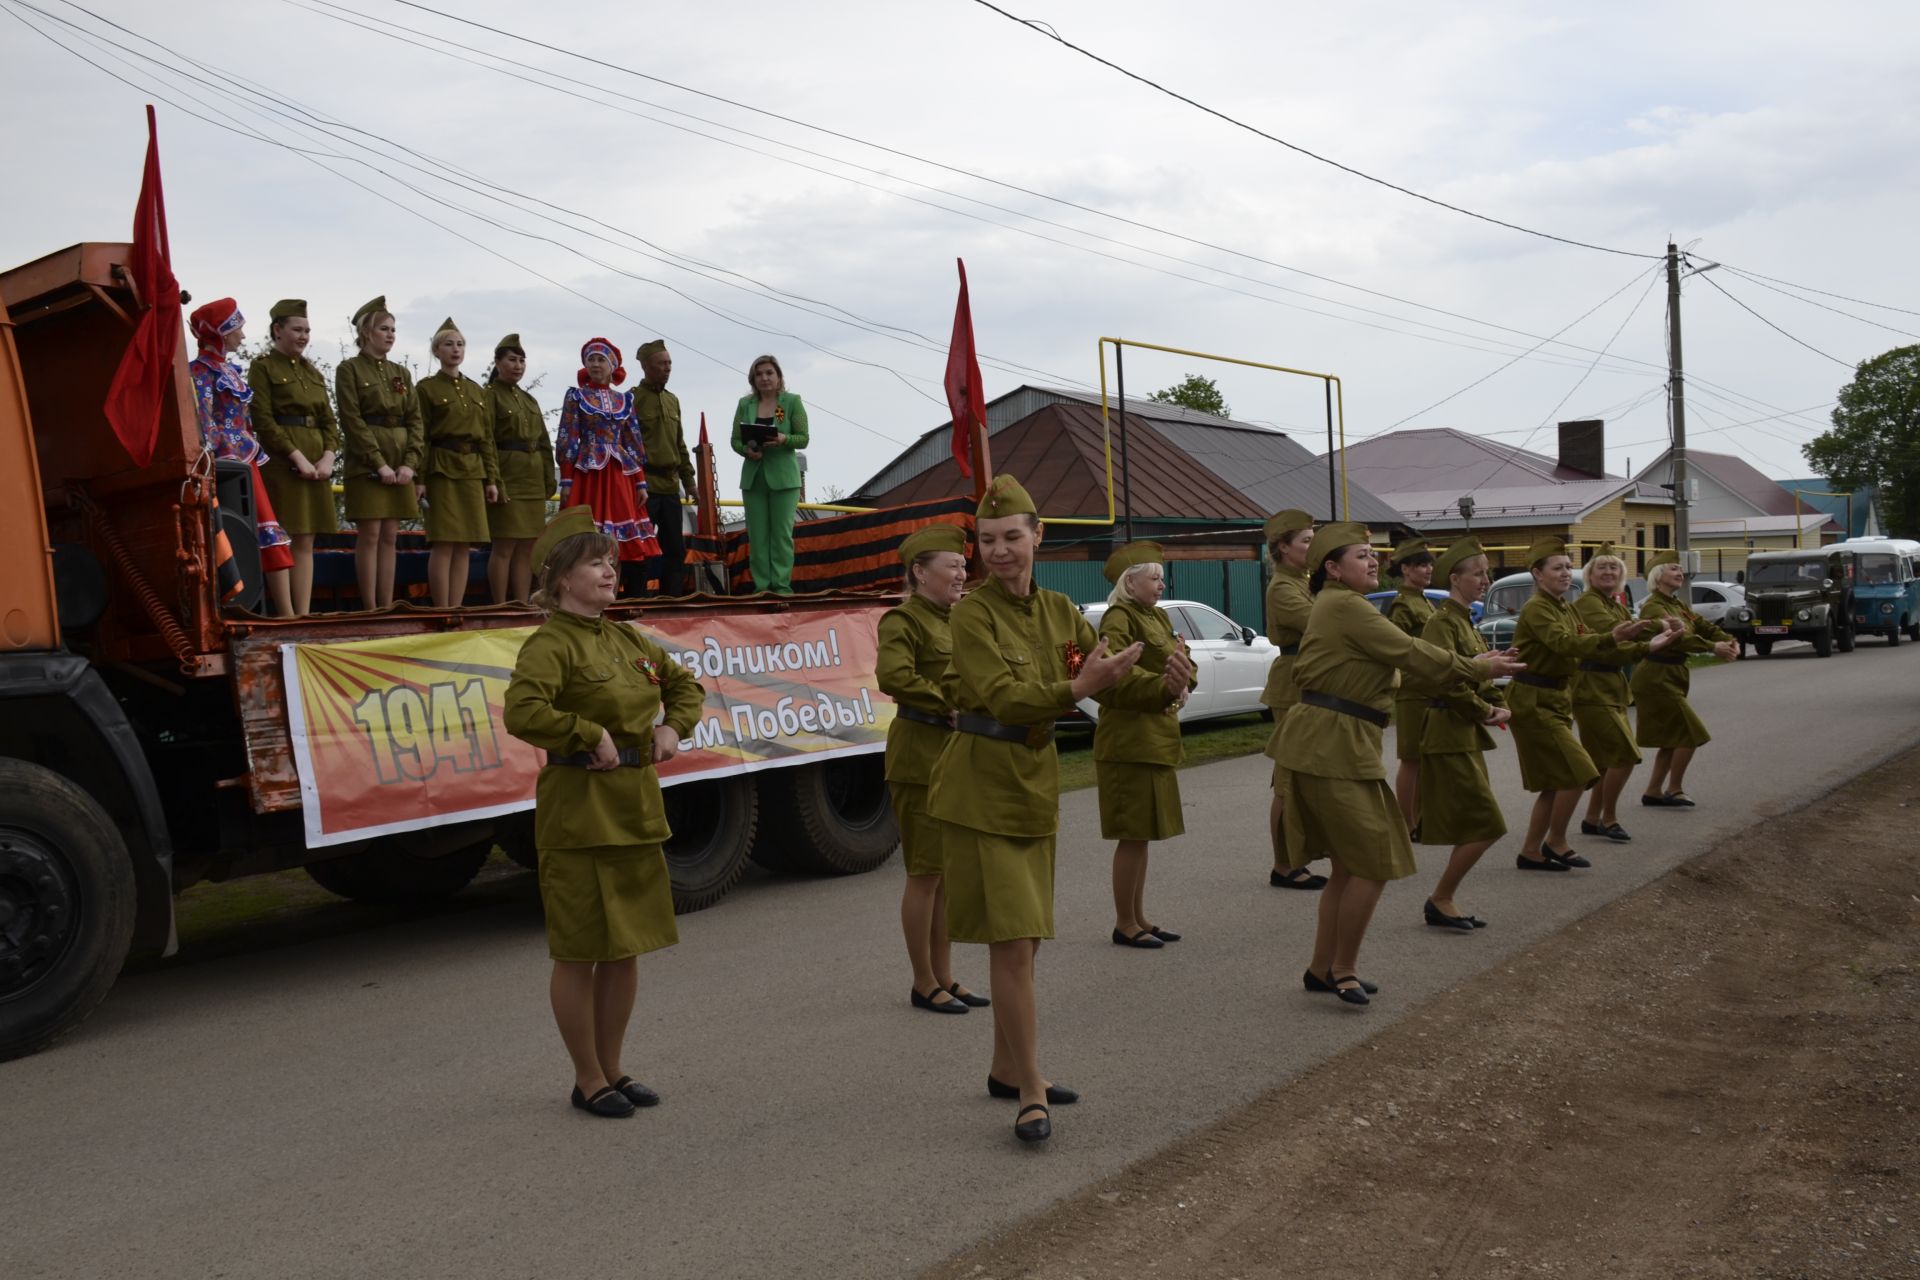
[557,383,661,563]
[190,351,293,572]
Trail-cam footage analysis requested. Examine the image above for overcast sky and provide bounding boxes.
[2,0,1915,501]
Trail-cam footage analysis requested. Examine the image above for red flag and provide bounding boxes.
[103,106,182,469]
[695,411,720,537]
[944,258,985,479]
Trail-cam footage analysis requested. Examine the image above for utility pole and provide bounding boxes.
[1666,241,1691,556]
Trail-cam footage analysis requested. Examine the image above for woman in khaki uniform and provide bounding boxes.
[876,523,984,1015]
[336,296,425,611]
[503,506,707,1118]
[1509,537,1679,870]
[1275,524,1523,1005]
[1414,538,1511,930]
[1261,510,1326,890]
[485,334,556,604]
[248,299,339,617]
[928,476,1176,1143]
[417,318,502,608]
[1635,551,1739,806]
[1095,543,1198,949]
[1385,538,1436,832]
[1571,548,1648,841]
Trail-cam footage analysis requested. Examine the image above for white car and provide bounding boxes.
[1682,580,1745,626]
[1071,599,1276,724]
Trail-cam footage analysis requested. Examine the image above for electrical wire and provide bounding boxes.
[1716,265,1920,342]
[1691,269,1856,369]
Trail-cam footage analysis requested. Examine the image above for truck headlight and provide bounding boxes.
[1735,609,1751,622]
[1882,602,1896,614]
[1797,609,1811,621]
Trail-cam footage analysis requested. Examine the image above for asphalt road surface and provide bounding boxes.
[5,638,1917,1280]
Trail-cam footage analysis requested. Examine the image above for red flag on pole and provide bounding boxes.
[944,258,985,480]
[103,106,182,469]
[695,411,720,538]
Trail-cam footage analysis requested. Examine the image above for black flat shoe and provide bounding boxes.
[988,1075,1078,1105]
[1542,842,1591,869]
[1602,823,1631,842]
[1465,915,1489,929]
[1640,793,1676,807]
[1516,852,1570,872]
[1146,926,1182,943]
[1304,968,1379,995]
[610,1076,660,1108]
[1112,927,1164,949]
[1330,973,1370,1006]
[911,986,969,1014]
[1579,820,1605,836]
[1271,868,1329,890]
[1665,792,1697,807]
[570,1085,635,1118]
[1423,899,1476,931]
[947,983,991,1008]
[1014,1104,1051,1143]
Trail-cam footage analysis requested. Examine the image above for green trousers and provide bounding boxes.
[743,481,800,594]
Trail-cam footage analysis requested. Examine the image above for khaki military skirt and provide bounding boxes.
[1632,665,1711,749]
[488,494,548,541]
[344,471,421,522]
[260,453,338,535]
[1265,707,1294,792]
[537,842,679,962]
[943,827,1055,943]
[424,473,492,544]
[1415,750,1508,845]
[1095,760,1184,841]
[1281,771,1416,881]
[1574,701,1642,769]
[889,780,947,878]
[1507,683,1599,793]
[1393,694,1427,763]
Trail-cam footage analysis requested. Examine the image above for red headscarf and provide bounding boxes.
[189,297,243,354]
[578,337,625,387]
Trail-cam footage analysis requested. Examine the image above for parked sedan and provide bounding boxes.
[1681,580,1745,626]
[1069,599,1276,724]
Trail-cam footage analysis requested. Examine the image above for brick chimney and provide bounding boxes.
[1557,419,1605,477]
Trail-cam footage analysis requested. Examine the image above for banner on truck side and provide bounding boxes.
[282,608,890,848]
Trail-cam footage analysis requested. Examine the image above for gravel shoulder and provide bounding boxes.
[924,748,1920,1280]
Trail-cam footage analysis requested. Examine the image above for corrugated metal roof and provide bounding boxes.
[1332,427,1622,501]
[1149,417,1403,524]
[1636,449,1835,523]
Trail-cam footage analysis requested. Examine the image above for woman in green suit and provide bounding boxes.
[1635,552,1739,806]
[1261,511,1324,889]
[1385,538,1435,832]
[336,296,424,611]
[1571,548,1646,840]
[731,354,809,594]
[1094,543,1197,949]
[248,298,339,617]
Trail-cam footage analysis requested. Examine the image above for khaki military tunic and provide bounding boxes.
[876,592,954,878]
[1413,599,1508,845]
[631,382,696,497]
[1387,586,1437,763]
[248,350,340,534]
[929,574,1169,941]
[1274,582,1483,879]
[335,354,425,522]
[487,382,554,541]
[503,609,707,961]
[417,370,501,544]
[1094,597,1198,841]
[1260,563,1313,790]
[1632,592,1729,748]
[1509,592,1621,792]
[1571,590,1649,768]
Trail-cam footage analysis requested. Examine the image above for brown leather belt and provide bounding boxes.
[895,705,951,730]
[438,440,480,454]
[496,440,534,452]
[274,413,316,427]
[1512,672,1567,690]
[1298,689,1388,728]
[362,413,401,426]
[954,713,1053,749]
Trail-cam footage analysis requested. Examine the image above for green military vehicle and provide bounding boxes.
[1723,548,1857,657]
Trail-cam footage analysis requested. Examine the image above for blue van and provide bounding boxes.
[1844,539,1920,645]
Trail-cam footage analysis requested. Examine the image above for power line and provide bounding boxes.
[966,0,1658,260]
[1717,265,1920,342]
[1704,262,1920,320]
[1690,267,1856,369]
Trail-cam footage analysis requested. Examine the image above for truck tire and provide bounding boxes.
[756,756,899,876]
[662,775,757,913]
[1888,625,1901,648]
[0,759,137,1062]
[1753,639,1773,657]
[1813,620,1834,658]
[494,810,538,871]
[1837,621,1856,653]
[304,835,491,905]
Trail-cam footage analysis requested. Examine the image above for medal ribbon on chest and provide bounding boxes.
[1061,640,1086,678]
[633,656,663,686]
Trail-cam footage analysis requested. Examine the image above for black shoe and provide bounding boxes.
[1516,852,1570,872]
[1640,793,1676,807]
[947,983,991,1008]
[1271,868,1329,890]
[610,1076,660,1108]
[1329,973,1370,1006]
[911,986,969,1014]
[1465,915,1489,929]
[989,1075,1079,1105]
[570,1085,635,1118]
[1665,792,1697,807]
[1304,969,1378,995]
[1146,926,1182,943]
[1015,1104,1051,1143]
[1112,927,1164,949]
[1423,899,1476,932]
[1579,820,1605,836]
[1602,823,1631,842]
[1542,842,1591,869]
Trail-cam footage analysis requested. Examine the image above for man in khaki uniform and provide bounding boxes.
[631,340,696,595]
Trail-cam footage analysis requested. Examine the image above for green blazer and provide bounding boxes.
[731,391,809,491]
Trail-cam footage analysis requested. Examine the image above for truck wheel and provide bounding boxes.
[757,756,899,876]
[1753,640,1773,657]
[0,759,137,1063]
[304,836,491,905]
[494,811,538,871]
[662,775,757,913]
[1837,622,1856,653]
[1888,625,1901,648]
[1813,621,1834,658]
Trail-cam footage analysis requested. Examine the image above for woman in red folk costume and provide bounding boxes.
[556,338,661,598]
[188,298,294,617]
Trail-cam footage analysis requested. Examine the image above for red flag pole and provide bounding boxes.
[944,259,991,501]
[695,412,719,538]
[102,105,181,469]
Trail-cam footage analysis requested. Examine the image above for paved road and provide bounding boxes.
[5,639,1918,1280]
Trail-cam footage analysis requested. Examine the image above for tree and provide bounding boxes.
[1148,373,1230,418]
[1802,345,1920,538]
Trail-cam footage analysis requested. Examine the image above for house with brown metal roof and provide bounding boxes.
[1632,448,1840,578]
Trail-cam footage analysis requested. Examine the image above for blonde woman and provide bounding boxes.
[247,299,338,616]
[336,296,424,611]
[731,355,809,594]
[1094,543,1197,949]
[417,318,501,608]
[1635,551,1739,807]
[1261,510,1326,890]
[1571,548,1649,840]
